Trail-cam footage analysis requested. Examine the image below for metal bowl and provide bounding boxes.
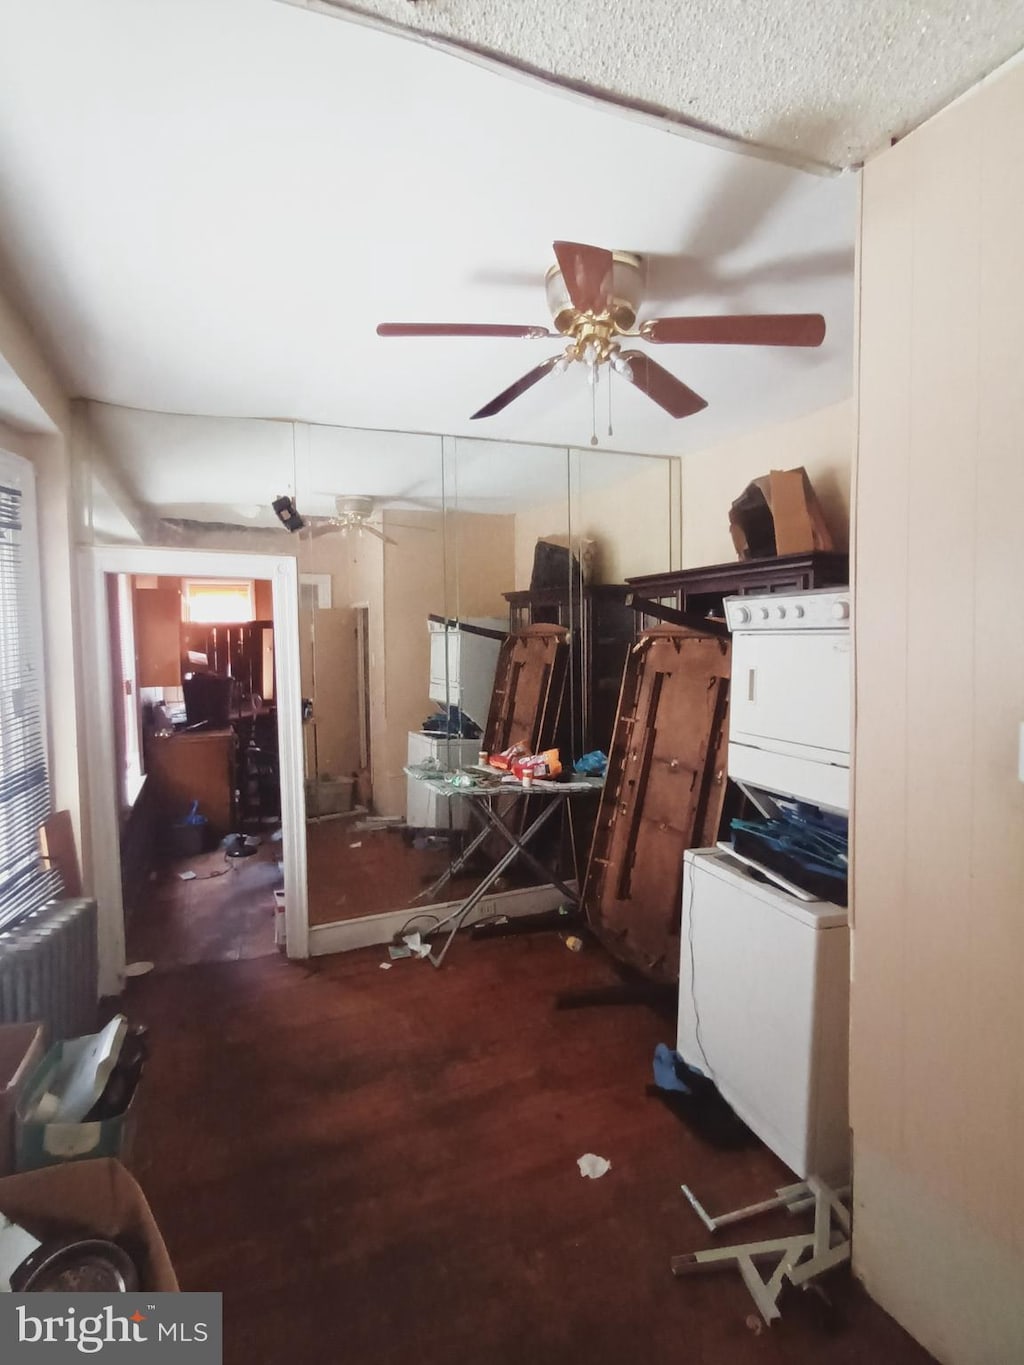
[11,1237,140,1293]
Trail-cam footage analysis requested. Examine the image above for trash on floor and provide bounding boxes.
[349,841,363,849]
[577,1153,611,1179]
[177,870,196,882]
[378,962,392,971]
[652,1043,695,1093]
[387,944,412,961]
[402,932,432,960]
[646,1045,754,1150]
[123,962,154,978]
[563,935,584,953]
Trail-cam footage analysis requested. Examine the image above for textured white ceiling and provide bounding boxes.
[0,0,856,461]
[292,0,1024,168]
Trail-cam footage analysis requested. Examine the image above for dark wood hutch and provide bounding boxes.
[626,550,850,628]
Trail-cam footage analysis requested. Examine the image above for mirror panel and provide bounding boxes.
[76,403,679,947]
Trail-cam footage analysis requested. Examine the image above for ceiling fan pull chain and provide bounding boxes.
[607,365,614,439]
[591,370,599,447]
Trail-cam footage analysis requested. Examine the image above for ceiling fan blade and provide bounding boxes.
[302,520,340,539]
[377,322,552,339]
[470,354,563,420]
[618,351,708,419]
[552,240,615,315]
[386,520,438,534]
[642,313,826,347]
[360,523,397,546]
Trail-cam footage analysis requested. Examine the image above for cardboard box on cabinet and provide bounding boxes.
[729,467,835,560]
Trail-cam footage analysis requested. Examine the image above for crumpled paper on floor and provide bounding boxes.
[577,1153,611,1179]
[403,932,433,960]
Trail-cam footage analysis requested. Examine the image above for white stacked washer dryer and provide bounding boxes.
[676,588,852,1183]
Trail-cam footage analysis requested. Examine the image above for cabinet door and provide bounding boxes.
[134,585,182,687]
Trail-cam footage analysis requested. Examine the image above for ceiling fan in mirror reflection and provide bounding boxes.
[377,239,826,430]
[299,495,438,546]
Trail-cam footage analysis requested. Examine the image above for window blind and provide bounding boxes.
[0,454,62,928]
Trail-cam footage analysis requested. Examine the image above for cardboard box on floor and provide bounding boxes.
[729,466,835,560]
[0,1158,178,1291]
[15,1032,139,1171]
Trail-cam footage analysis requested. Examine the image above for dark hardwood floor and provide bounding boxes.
[123,932,935,1365]
[125,844,280,971]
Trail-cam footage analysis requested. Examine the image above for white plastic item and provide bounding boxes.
[44,1016,128,1124]
[677,849,850,1182]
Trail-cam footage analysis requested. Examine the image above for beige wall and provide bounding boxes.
[514,456,679,588]
[680,398,852,568]
[376,509,514,816]
[442,508,515,618]
[852,56,1024,1364]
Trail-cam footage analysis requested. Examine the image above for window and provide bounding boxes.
[0,451,62,929]
[182,579,255,624]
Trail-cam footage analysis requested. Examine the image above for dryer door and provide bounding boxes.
[730,629,850,762]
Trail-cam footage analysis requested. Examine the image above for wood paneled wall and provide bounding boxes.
[852,56,1024,1363]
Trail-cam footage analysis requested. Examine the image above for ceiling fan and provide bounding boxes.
[377,240,826,422]
[302,495,436,545]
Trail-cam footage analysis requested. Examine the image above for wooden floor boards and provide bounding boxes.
[124,934,936,1365]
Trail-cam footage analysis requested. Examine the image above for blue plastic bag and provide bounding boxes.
[573,750,607,776]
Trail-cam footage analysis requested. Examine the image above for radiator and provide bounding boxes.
[0,898,98,1042]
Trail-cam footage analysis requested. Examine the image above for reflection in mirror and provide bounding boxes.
[75,401,680,956]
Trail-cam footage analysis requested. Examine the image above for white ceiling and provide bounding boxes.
[86,404,666,524]
[0,0,857,463]
[297,0,1024,168]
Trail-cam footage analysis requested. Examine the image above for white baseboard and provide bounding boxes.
[308,881,576,957]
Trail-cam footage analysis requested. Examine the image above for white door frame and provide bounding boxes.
[81,545,308,994]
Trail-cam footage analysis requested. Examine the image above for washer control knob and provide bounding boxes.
[774,605,787,620]
[792,604,805,619]
[733,606,751,625]
[757,606,770,621]
[831,599,851,621]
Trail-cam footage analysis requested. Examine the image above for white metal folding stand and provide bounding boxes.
[402,770,593,968]
[671,1178,851,1325]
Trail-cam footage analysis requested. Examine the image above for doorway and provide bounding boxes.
[81,546,307,997]
[112,571,284,971]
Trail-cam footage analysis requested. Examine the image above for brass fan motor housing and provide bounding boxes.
[544,251,643,338]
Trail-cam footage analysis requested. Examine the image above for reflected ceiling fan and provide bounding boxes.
[302,495,435,545]
[377,240,826,422]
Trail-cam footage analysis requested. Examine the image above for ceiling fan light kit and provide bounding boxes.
[377,240,827,428]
